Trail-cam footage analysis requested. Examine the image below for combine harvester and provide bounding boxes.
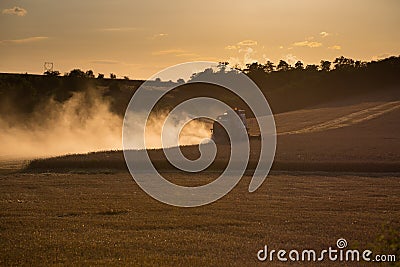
[211,108,260,144]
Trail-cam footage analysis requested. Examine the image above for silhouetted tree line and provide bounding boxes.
[185,56,400,113]
[0,69,143,118]
[0,56,399,120]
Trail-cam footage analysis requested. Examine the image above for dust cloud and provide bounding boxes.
[0,89,122,158]
[0,88,211,159]
[144,112,211,149]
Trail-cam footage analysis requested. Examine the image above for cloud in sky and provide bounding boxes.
[320,31,330,38]
[239,47,256,64]
[152,49,186,56]
[328,45,341,50]
[293,40,323,48]
[237,40,258,46]
[225,40,258,50]
[0,36,48,44]
[99,27,139,32]
[228,46,258,67]
[2,6,27,16]
[285,54,299,65]
[152,33,168,39]
[225,40,260,67]
[225,45,238,50]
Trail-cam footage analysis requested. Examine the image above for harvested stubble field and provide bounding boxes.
[1,93,400,266]
[0,172,399,266]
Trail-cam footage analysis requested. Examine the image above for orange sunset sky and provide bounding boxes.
[1,0,399,80]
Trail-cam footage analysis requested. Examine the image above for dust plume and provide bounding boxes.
[0,88,122,158]
[144,112,211,149]
[0,88,211,159]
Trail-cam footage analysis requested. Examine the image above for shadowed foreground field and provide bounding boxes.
[0,172,399,266]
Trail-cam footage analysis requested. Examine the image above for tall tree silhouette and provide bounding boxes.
[277,60,291,71]
[295,61,304,70]
[264,61,275,73]
[320,60,331,72]
[334,56,355,70]
[85,70,95,78]
[67,69,86,78]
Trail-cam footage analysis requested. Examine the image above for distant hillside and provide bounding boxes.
[24,91,400,173]
[1,55,399,122]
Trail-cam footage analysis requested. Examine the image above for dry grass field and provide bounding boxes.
[0,172,399,266]
[1,92,399,266]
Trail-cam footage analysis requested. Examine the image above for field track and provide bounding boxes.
[279,101,400,135]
